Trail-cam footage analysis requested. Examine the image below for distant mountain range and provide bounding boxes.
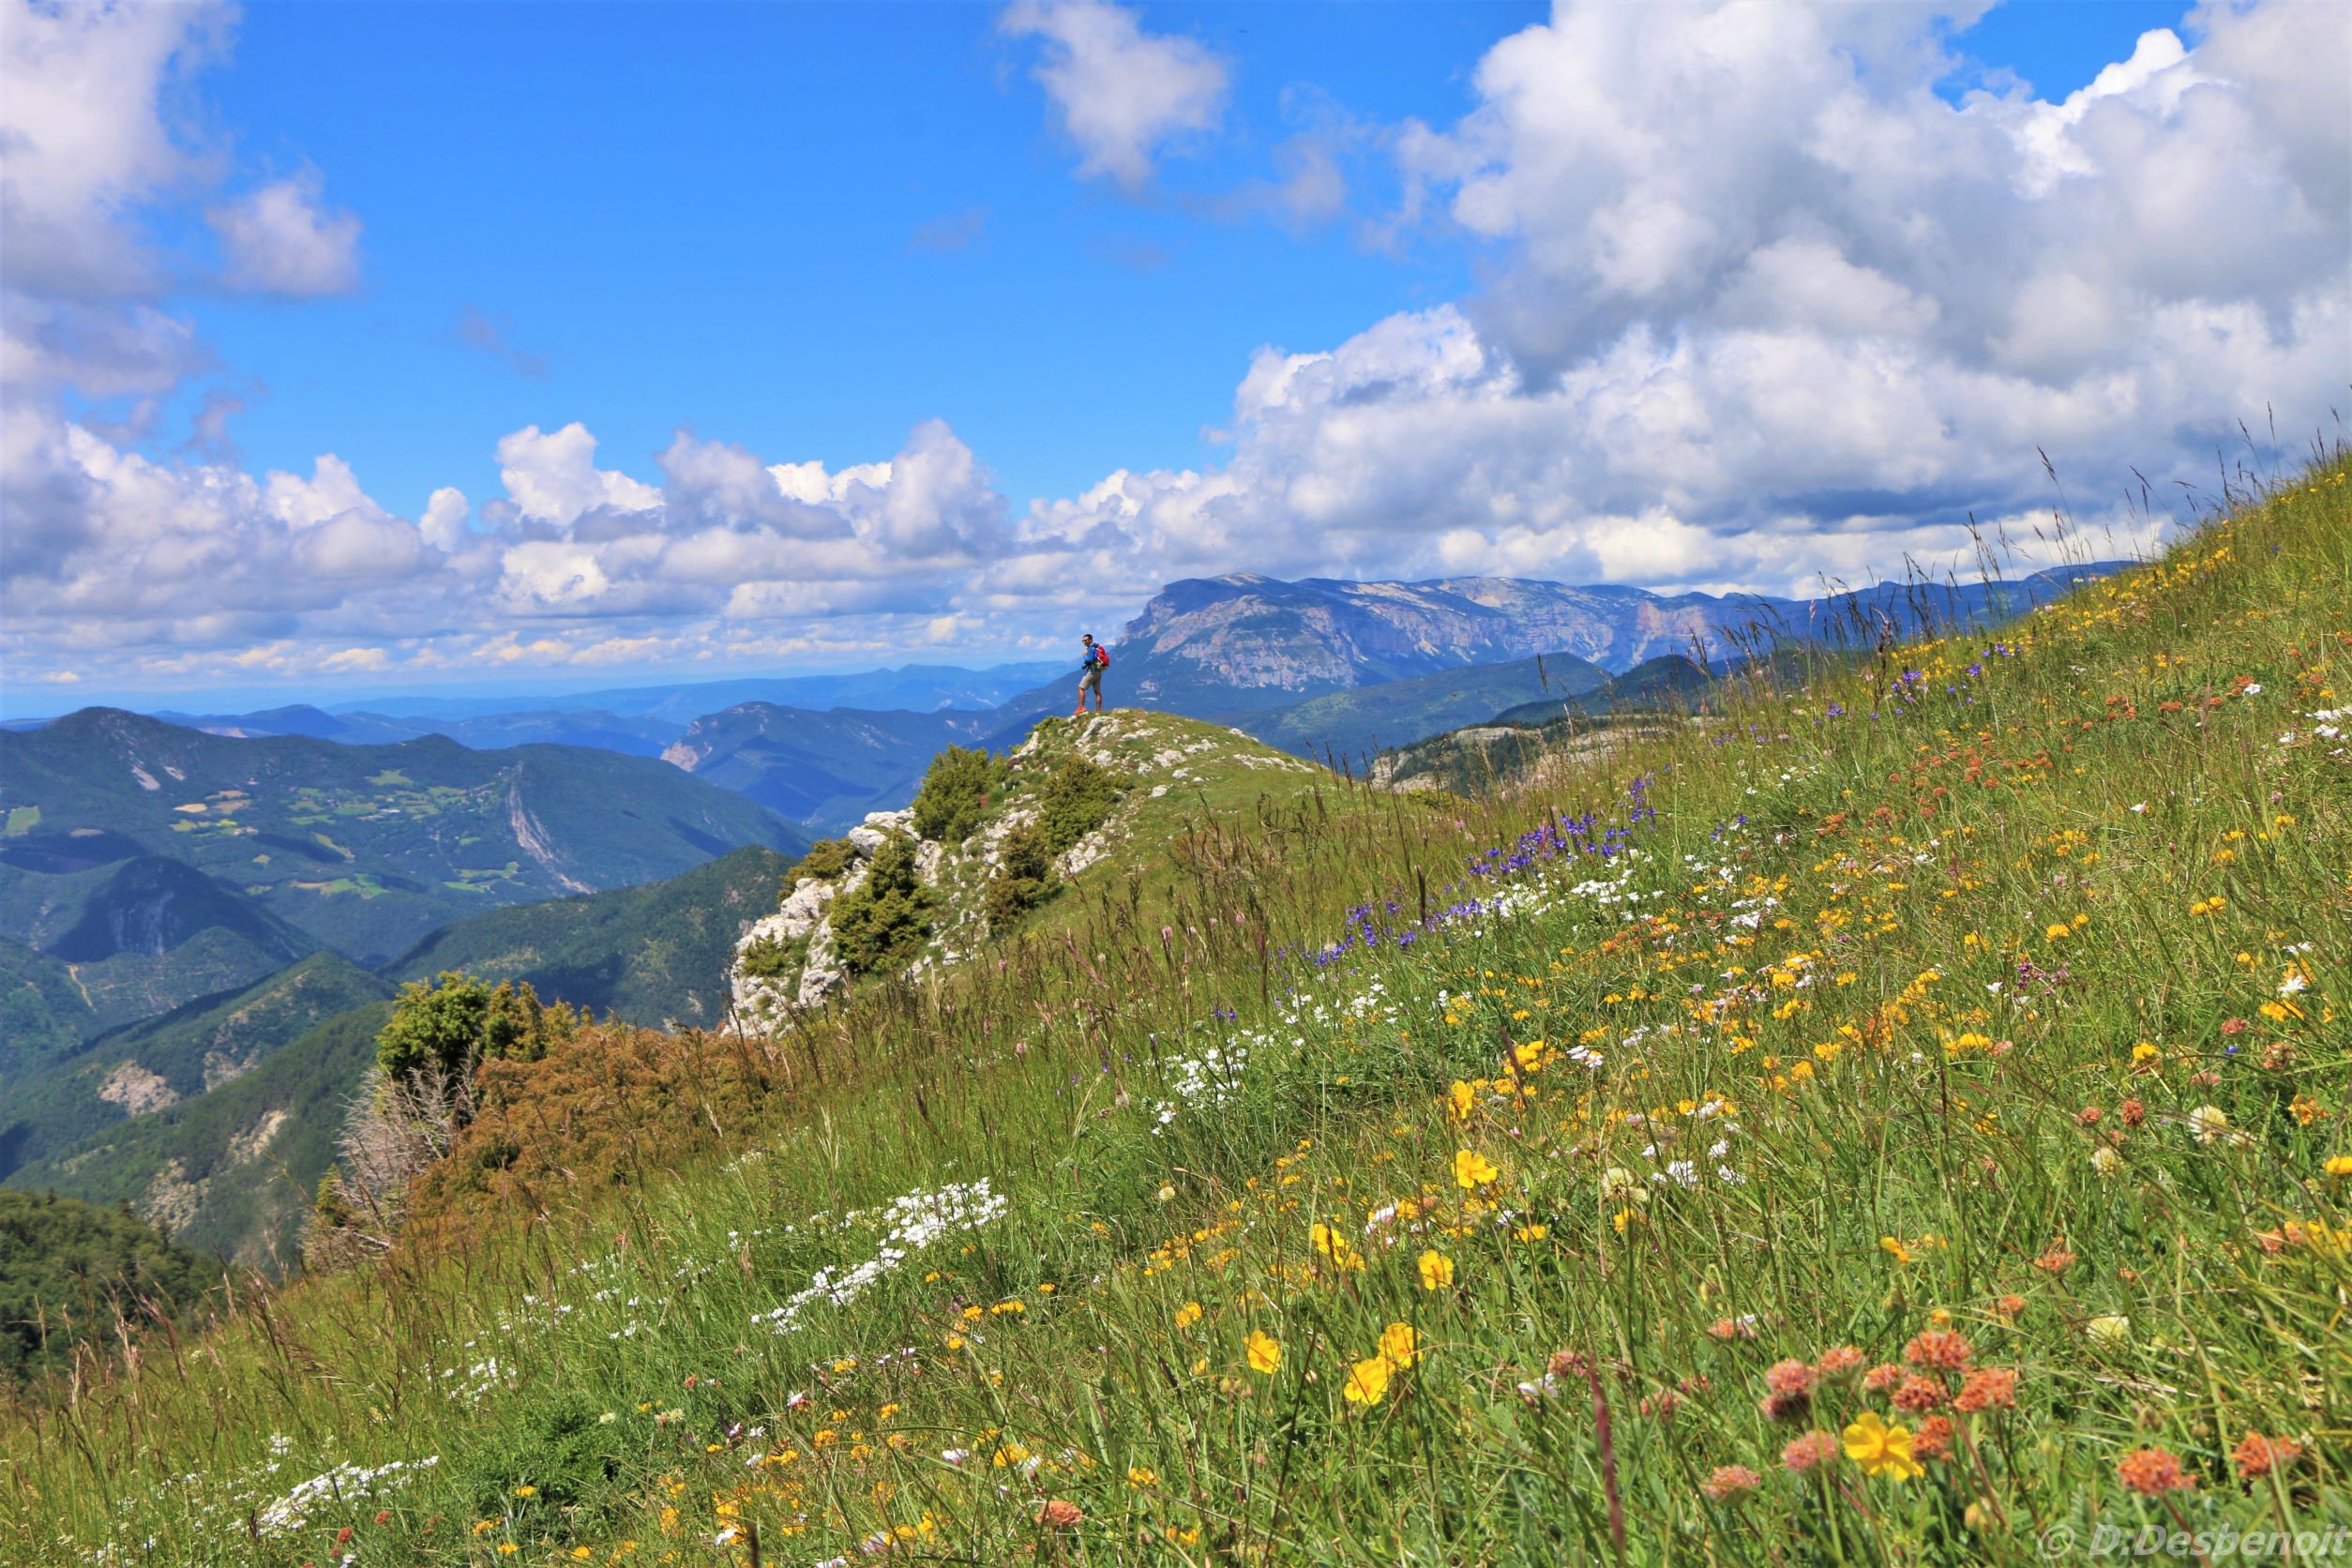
[996,565,2129,721]
[1234,653,1718,766]
[660,704,995,833]
[387,844,789,1029]
[321,660,1065,724]
[0,848,797,1272]
[1,709,806,964]
[149,704,686,758]
[979,565,2123,759]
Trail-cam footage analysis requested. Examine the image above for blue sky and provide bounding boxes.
[187,0,2185,516]
[10,0,2342,716]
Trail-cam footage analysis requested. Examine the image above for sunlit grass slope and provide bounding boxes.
[5,460,2348,1566]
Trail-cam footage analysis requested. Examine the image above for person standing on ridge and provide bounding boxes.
[1074,632,1109,716]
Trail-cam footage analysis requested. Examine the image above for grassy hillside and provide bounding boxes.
[0,952,392,1187]
[7,1002,392,1274]
[1,461,2344,1564]
[0,711,806,965]
[390,845,791,1028]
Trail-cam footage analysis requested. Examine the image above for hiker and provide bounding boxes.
[1074,632,1109,716]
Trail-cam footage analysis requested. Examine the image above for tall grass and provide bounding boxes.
[4,458,2346,1566]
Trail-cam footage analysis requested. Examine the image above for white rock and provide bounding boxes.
[797,918,845,1007]
[847,808,916,857]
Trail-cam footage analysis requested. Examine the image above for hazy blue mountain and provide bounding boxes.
[146,705,684,757]
[0,709,806,967]
[659,704,994,834]
[339,660,1065,723]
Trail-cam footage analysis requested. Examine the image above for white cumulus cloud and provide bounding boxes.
[999,0,1228,189]
[207,172,363,297]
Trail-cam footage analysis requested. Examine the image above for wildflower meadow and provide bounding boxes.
[4,458,2347,1564]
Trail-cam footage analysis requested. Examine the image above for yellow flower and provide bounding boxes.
[1417,1249,1455,1290]
[1449,1080,1474,1121]
[2043,923,2069,942]
[1127,1465,1159,1489]
[1842,1411,1924,1481]
[1246,1331,1282,1375]
[513,1485,538,1498]
[1174,1301,1203,1330]
[498,1545,520,1557]
[2323,1155,2352,1178]
[1342,1355,1393,1407]
[1453,1149,1499,1188]
[1379,1321,1421,1368]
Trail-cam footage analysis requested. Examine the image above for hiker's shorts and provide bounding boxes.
[1078,666,1103,695]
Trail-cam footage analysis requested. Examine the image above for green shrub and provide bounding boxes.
[374,972,577,1098]
[791,837,857,882]
[1035,757,1123,854]
[982,822,1061,932]
[736,933,805,979]
[827,833,941,977]
[911,746,1005,845]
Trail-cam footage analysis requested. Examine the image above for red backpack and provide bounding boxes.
[1093,644,1110,668]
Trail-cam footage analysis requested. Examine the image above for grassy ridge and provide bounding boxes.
[2,462,2345,1564]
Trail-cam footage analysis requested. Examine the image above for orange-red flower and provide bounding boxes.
[1781,1430,1840,1475]
[1816,1346,1864,1378]
[1904,1330,1973,1370]
[2233,1431,2305,1481]
[1701,1464,1761,1501]
[2117,1447,2195,1497]
[1891,1375,1948,1412]
[1952,1367,2017,1412]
